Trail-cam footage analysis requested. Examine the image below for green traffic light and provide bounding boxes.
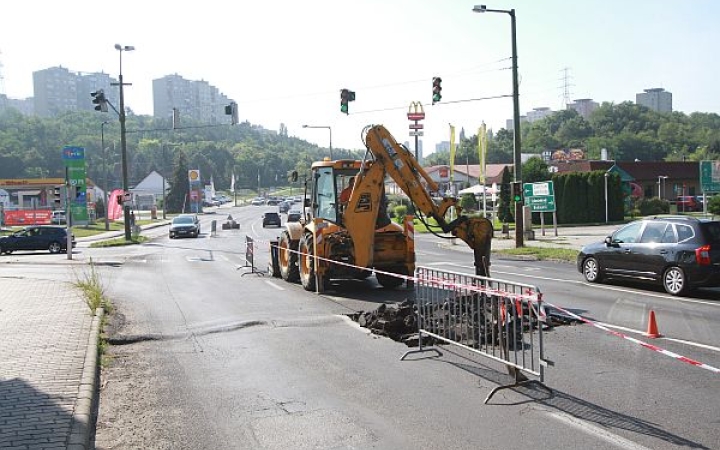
[433,93,442,103]
[341,104,348,114]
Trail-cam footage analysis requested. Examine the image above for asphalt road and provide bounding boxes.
[7,204,719,449]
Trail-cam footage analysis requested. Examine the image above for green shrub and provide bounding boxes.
[636,197,669,215]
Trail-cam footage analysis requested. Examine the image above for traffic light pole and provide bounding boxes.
[510,9,524,248]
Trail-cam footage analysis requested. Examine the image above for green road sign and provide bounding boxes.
[523,181,556,212]
[700,160,720,193]
[527,195,556,212]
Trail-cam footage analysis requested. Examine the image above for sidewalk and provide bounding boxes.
[0,278,102,450]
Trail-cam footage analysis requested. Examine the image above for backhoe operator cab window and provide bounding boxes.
[312,168,359,223]
[313,167,338,222]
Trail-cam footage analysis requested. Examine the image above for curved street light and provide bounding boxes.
[114,44,134,240]
[302,125,333,160]
[473,5,523,247]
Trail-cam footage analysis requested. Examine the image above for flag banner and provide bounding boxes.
[479,122,487,183]
[230,173,235,192]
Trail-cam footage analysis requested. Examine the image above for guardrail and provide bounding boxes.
[402,266,552,403]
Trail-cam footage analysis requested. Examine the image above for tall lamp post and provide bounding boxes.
[100,121,111,230]
[114,44,134,241]
[302,125,333,159]
[473,5,523,248]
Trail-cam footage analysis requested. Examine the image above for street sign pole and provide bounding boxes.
[407,102,425,160]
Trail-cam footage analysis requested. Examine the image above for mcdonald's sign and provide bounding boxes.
[407,101,425,121]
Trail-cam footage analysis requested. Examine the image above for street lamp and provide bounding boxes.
[302,125,333,159]
[657,175,668,199]
[473,4,523,248]
[100,121,111,230]
[114,43,134,241]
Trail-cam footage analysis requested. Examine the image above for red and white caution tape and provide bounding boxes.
[260,237,720,374]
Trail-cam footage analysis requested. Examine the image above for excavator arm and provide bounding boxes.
[363,125,493,276]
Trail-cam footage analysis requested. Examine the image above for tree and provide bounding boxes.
[165,150,190,213]
[522,157,550,184]
[497,166,513,223]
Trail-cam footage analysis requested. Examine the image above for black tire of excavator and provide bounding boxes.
[298,233,317,291]
[279,231,300,282]
[375,267,406,289]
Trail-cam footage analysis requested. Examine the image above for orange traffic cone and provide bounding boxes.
[646,310,661,339]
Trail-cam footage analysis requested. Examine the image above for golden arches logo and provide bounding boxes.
[407,101,425,120]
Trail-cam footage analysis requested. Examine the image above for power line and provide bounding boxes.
[349,94,513,115]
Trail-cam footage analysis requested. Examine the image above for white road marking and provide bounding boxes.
[264,280,285,291]
[597,322,720,353]
[548,411,653,450]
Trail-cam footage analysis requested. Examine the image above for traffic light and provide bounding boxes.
[340,88,355,115]
[225,102,238,125]
[511,181,523,203]
[53,186,62,207]
[91,89,108,112]
[432,77,442,104]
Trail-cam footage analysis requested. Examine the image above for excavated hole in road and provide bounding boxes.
[348,300,581,347]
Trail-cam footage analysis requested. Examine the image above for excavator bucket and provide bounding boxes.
[450,217,494,277]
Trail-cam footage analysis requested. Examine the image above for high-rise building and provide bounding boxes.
[636,88,672,113]
[152,74,232,124]
[32,66,118,117]
[526,107,553,123]
[567,98,598,120]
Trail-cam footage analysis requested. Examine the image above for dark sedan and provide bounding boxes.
[169,214,201,238]
[0,226,75,254]
[577,217,720,295]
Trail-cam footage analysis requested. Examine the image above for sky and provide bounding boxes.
[1,0,719,154]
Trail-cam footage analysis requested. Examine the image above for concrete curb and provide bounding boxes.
[67,307,104,450]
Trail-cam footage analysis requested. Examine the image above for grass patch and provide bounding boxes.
[72,260,114,366]
[90,235,148,248]
[495,245,579,262]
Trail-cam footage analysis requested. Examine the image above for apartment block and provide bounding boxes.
[152,74,233,124]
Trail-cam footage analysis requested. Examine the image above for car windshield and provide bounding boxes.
[173,216,194,224]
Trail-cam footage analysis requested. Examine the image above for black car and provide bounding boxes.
[262,212,281,227]
[0,226,75,254]
[577,217,720,295]
[286,210,302,223]
[169,214,201,238]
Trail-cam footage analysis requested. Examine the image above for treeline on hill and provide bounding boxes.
[425,101,720,167]
[0,108,363,194]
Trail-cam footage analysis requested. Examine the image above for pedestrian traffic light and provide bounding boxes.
[91,89,108,113]
[432,77,442,104]
[340,88,355,115]
[225,102,238,125]
[511,181,523,202]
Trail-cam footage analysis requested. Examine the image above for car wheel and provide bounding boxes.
[48,241,62,254]
[663,266,687,296]
[582,257,603,283]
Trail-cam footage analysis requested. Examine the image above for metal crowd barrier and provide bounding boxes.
[402,266,552,403]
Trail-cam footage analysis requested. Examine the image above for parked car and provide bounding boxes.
[286,210,302,223]
[251,198,265,206]
[0,226,75,254]
[676,195,700,212]
[262,212,282,227]
[577,217,720,295]
[51,210,66,225]
[169,214,201,238]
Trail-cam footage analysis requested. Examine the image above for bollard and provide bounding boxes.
[211,220,217,236]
